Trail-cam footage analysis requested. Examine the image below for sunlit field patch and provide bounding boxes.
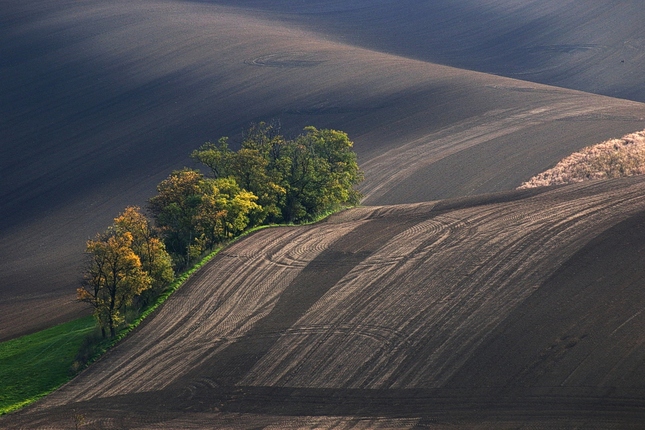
[520,130,645,188]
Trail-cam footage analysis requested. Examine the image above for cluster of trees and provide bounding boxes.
[190,123,363,224]
[78,124,363,337]
[149,171,262,266]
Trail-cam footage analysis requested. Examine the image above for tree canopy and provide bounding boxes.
[113,206,174,302]
[78,230,151,338]
[78,123,362,336]
[78,207,173,337]
[148,169,262,267]
[192,123,363,223]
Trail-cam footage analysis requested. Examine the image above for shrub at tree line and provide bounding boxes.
[77,123,363,338]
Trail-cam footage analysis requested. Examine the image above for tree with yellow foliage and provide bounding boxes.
[78,207,173,337]
[149,169,262,267]
[78,231,151,338]
[113,206,174,302]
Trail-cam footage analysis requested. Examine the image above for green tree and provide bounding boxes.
[193,127,286,223]
[191,177,262,248]
[148,169,206,265]
[149,169,262,266]
[260,125,362,222]
[299,126,363,208]
[193,124,363,223]
[77,231,151,338]
[190,137,233,179]
[214,177,263,238]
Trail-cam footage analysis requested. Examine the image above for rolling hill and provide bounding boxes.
[4,0,645,426]
[5,177,645,427]
[2,0,645,341]
[208,0,645,103]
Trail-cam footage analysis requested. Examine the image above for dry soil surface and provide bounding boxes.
[4,1,645,426]
[2,0,645,339]
[5,177,645,428]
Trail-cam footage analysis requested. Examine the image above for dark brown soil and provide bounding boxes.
[2,0,645,339]
[3,1,645,427]
[5,177,645,428]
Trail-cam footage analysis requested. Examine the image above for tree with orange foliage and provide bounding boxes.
[78,230,151,338]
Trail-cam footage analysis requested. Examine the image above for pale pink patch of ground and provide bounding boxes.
[520,129,645,188]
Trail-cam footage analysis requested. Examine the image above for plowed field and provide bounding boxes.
[5,0,645,426]
[5,177,645,428]
[3,0,645,339]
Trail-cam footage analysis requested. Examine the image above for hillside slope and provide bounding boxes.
[5,177,645,428]
[213,0,645,103]
[2,0,645,339]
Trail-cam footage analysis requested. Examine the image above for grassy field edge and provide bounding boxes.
[0,317,96,415]
[0,207,348,416]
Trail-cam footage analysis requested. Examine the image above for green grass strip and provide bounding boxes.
[0,205,351,416]
[0,316,96,415]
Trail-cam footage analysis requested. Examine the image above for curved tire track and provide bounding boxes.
[6,179,645,428]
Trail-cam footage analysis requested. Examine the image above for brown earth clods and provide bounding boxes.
[5,178,645,428]
[3,0,645,427]
[2,0,645,339]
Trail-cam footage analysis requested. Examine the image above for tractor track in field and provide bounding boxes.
[3,0,645,342]
[6,177,645,428]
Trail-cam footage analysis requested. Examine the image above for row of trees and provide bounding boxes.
[77,124,363,337]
